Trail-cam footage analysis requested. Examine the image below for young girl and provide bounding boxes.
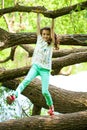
[7,13,57,116]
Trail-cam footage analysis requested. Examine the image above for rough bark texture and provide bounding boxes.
[0,66,31,81]
[2,78,87,114]
[19,45,87,58]
[0,111,87,130]
[0,50,87,80]
[0,28,87,50]
[0,1,87,129]
[52,51,87,74]
[0,1,87,18]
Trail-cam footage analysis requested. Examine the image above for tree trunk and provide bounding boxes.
[0,110,87,130]
[0,1,87,129]
[0,50,87,81]
[19,45,87,58]
[32,105,42,115]
[2,78,87,114]
[52,51,87,74]
[0,28,87,50]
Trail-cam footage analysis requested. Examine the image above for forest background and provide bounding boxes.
[0,0,87,122]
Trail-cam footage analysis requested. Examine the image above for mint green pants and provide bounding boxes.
[14,64,53,106]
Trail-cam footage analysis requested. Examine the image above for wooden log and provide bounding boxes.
[19,45,87,58]
[0,50,87,80]
[0,28,87,50]
[0,110,87,130]
[2,78,87,114]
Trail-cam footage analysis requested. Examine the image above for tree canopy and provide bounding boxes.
[0,0,87,130]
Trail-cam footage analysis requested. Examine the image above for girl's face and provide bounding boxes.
[41,30,51,42]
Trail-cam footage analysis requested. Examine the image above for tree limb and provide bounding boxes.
[0,46,17,63]
[2,77,87,114]
[0,1,87,18]
[0,110,87,130]
[52,51,87,74]
[0,51,87,80]
[16,45,87,58]
[0,28,87,50]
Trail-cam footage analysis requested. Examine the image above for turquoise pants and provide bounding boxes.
[14,64,53,106]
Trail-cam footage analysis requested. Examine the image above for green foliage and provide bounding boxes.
[0,0,86,75]
[0,0,87,76]
[0,0,87,33]
[4,0,14,7]
[0,86,32,122]
[0,0,87,121]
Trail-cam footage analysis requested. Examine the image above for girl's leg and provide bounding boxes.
[40,68,53,107]
[40,68,54,115]
[14,64,39,97]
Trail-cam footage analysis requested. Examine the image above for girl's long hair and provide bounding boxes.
[40,27,60,49]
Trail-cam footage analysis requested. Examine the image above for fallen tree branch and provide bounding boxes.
[2,77,87,114]
[0,51,87,80]
[0,28,87,50]
[1,44,87,64]
[52,51,87,74]
[0,110,87,130]
[0,66,30,81]
[17,45,87,58]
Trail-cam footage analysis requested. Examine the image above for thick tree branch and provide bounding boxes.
[0,28,37,50]
[0,1,87,128]
[52,51,87,74]
[0,46,17,63]
[0,45,32,63]
[2,78,87,114]
[0,51,87,81]
[1,44,87,64]
[20,44,33,57]
[0,66,30,82]
[15,44,87,58]
[0,111,87,130]
[0,28,87,50]
[0,1,87,18]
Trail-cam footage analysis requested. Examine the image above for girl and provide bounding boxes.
[7,13,58,116]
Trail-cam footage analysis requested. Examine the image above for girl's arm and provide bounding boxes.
[37,13,40,35]
[51,19,59,49]
[51,19,55,44]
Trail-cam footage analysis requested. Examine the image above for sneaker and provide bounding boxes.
[48,105,54,116]
[6,95,15,105]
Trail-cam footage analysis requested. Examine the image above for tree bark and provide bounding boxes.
[0,1,87,129]
[0,110,87,130]
[0,66,30,81]
[32,104,42,115]
[2,78,87,114]
[52,51,87,74]
[19,45,87,58]
[0,50,87,80]
[0,28,87,50]
[0,1,87,18]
